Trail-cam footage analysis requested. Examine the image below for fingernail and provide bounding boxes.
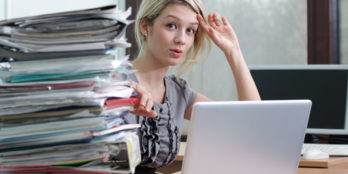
[138,104,145,109]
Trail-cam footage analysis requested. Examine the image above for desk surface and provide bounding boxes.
[168,165,348,174]
[169,142,348,174]
[298,168,348,174]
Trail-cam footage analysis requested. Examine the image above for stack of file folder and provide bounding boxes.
[0,5,141,174]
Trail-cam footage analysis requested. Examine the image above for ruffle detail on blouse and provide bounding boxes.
[138,99,181,168]
[139,114,161,165]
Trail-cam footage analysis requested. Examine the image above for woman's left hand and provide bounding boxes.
[197,13,241,58]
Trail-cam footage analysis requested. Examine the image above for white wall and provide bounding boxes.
[0,0,5,20]
[4,0,120,19]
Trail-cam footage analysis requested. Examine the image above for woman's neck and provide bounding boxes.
[132,56,168,104]
[132,55,168,85]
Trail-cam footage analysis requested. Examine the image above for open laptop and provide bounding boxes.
[181,100,312,174]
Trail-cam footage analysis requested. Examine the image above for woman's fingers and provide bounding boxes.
[198,14,216,38]
[201,13,230,30]
[198,14,220,41]
[138,91,150,109]
[212,13,221,27]
[129,80,148,107]
[197,15,210,32]
[130,108,157,118]
[198,13,226,37]
[145,97,154,112]
[133,96,157,117]
[208,13,223,29]
[221,16,229,26]
[129,80,157,118]
[208,13,217,29]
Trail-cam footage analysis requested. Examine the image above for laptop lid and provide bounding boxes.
[182,100,312,174]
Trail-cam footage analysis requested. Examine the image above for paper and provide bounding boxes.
[0,4,140,174]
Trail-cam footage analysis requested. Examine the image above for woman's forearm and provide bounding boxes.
[225,51,261,101]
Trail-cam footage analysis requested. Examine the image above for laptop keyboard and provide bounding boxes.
[302,143,348,156]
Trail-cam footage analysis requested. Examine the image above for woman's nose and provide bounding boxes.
[174,30,186,45]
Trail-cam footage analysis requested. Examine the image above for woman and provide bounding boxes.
[126,0,261,173]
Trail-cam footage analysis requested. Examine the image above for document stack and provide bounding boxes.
[0,5,141,174]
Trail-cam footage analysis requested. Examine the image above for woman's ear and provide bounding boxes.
[140,19,149,37]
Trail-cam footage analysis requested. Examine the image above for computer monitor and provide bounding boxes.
[249,65,348,135]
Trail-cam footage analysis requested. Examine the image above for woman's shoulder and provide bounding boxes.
[165,74,197,106]
[165,74,189,89]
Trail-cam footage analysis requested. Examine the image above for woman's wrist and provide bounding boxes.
[224,48,243,67]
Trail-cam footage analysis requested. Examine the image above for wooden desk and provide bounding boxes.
[161,142,348,174]
[298,168,348,174]
[298,158,348,174]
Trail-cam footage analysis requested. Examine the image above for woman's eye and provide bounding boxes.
[167,23,176,29]
[187,28,196,34]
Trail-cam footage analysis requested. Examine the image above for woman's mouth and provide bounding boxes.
[170,49,183,58]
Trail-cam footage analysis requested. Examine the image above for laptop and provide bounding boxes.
[181,100,312,174]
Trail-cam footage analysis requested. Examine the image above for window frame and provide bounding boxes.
[307,0,339,64]
[125,0,142,60]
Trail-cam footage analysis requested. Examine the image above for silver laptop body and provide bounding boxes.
[182,100,312,174]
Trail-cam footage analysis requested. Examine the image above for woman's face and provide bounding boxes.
[144,3,198,66]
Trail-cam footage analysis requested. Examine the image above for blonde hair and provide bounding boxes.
[134,0,211,76]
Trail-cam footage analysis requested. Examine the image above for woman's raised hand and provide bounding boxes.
[197,13,241,59]
[129,80,157,118]
[197,13,261,101]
